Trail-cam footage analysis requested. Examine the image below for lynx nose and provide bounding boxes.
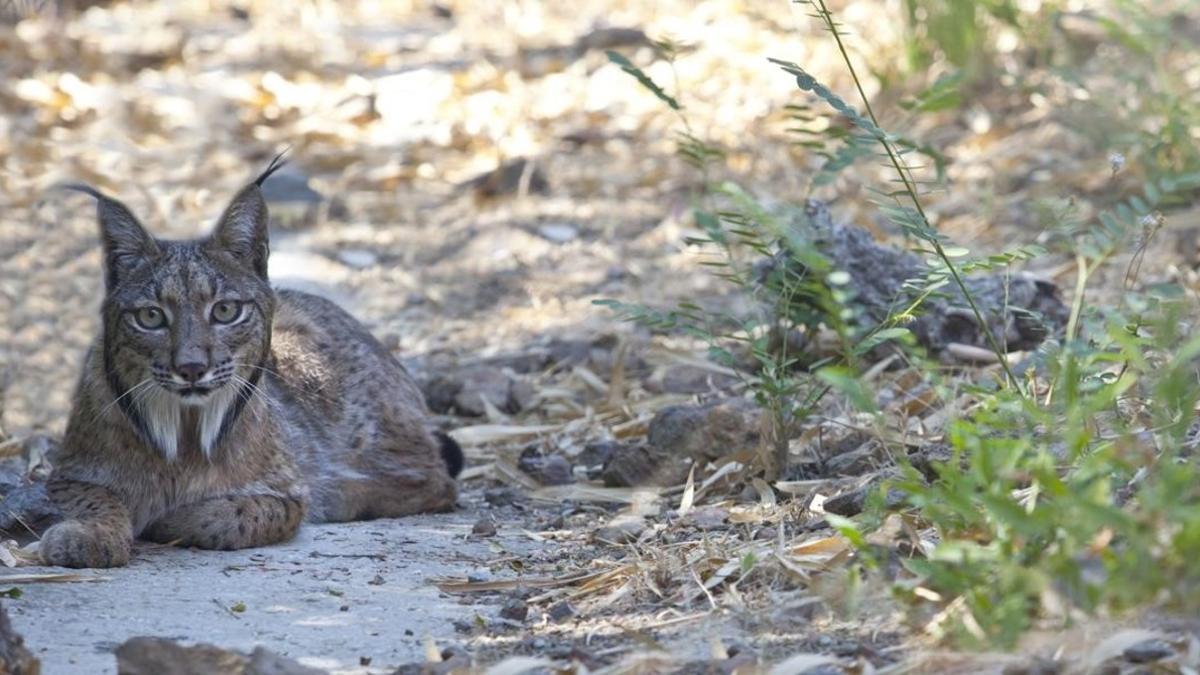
[175,362,208,384]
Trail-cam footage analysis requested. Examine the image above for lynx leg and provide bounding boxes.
[41,480,134,568]
[142,494,304,550]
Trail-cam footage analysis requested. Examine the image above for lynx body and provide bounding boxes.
[41,159,461,568]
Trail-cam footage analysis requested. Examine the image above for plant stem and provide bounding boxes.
[807,0,1026,396]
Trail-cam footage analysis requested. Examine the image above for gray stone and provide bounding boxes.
[471,518,497,537]
[258,165,323,205]
[593,514,646,544]
[823,478,908,517]
[600,443,689,488]
[517,450,574,486]
[655,365,739,395]
[498,598,528,622]
[1123,638,1174,664]
[336,249,379,269]
[536,223,579,243]
[647,398,763,463]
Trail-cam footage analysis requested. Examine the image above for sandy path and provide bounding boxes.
[9,511,530,674]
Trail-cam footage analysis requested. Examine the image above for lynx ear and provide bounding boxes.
[207,153,287,278]
[63,184,161,290]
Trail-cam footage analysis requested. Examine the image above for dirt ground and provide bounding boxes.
[12,513,542,675]
[3,0,1200,673]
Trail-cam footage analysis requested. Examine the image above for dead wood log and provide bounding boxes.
[759,200,1068,360]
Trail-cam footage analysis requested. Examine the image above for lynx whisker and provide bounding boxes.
[91,378,154,424]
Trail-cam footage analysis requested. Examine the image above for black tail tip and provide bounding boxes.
[436,431,464,478]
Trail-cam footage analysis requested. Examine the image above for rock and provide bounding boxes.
[116,636,324,674]
[336,249,378,269]
[1123,639,1174,664]
[498,599,528,622]
[510,379,537,412]
[259,164,323,205]
[648,398,763,463]
[422,365,533,417]
[483,487,524,507]
[476,334,648,379]
[652,365,740,395]
[517,448,574,486]
[754,527,777,541]
[823,479,908,517]
[0,601,37,675]
[577,441,621,478]
[0,435,62,535]
[470,518,497,538]
[536,223,579,243]
[824,440,884,476]
[462,158,549,200]
[575,27,649,51]
[907,443,955,482]
[453,366,512,416]
[257,164,324,229]
[600,443,689,488]
[547,600,575,622]
[687,506,728,531]
[419,373,463,415]
[593,514,646,544]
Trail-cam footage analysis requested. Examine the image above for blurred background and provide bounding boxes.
[0,0,1197,437]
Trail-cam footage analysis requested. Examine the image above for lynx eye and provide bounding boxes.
[133,307,167,330]
[211,300,243,325]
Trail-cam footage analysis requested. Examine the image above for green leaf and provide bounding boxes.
[854,327,913,355]
[606,51,680,110]
[816,365,878,413]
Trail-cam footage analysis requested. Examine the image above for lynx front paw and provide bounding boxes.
[40,520,131,568]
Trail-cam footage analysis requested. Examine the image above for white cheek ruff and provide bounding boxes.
[198,385,240,459]
[136,384,241,461]
[137,386,181,462]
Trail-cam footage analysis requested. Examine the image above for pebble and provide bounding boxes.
[471,518,497,538]
[593,514,646,544]
[536,223,579,243]
[337,249,378,269]
[498,599,528,622]
[547,600,575,622]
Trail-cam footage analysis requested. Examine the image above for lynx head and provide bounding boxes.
[72,156,286,461]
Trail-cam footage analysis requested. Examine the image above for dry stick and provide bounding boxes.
[801,0,1026,397]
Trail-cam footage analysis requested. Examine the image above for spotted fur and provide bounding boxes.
[42,160,461,568]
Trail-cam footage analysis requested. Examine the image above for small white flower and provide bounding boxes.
[1110,153,1126,175]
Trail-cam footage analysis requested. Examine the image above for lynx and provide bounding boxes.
[40,157,463,568]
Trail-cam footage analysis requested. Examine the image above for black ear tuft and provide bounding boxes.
[254,149,290,188]
[59,182,109,201]
[61,183,160,290]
